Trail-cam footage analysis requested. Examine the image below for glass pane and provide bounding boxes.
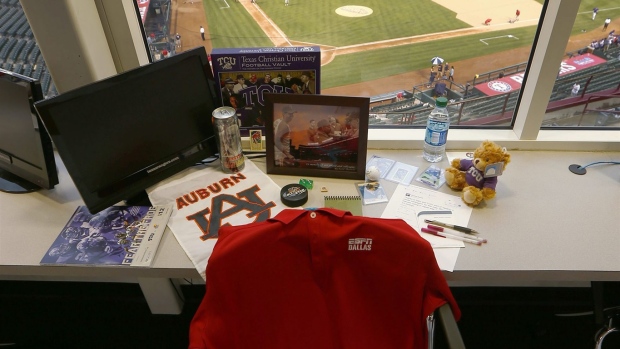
[137,0,175,61]
[137,0,544,128]
[0,0,57,99]
[544,1,620,128]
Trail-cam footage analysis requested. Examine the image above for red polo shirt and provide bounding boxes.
[189,208,460,349]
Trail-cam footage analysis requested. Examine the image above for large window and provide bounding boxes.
[543,1,620,128]
[146,0,542,129]
[138,0,619,134]
[19,0,620,151]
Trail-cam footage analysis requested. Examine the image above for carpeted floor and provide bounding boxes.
[1,281,619,348]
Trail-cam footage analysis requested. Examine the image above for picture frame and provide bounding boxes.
[264,93,369,179]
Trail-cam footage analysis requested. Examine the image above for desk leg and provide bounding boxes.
[592,281,604,326]
[138,277,185,314]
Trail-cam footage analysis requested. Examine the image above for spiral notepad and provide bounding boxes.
[324,195,363,216]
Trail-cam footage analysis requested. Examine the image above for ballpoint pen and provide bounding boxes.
[420,228,482,246]
[427,224,487,243]
[424,219,479,235]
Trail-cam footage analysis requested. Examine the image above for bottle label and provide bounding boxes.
[425,120,449,146]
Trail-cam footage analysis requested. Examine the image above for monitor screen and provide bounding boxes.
[0,69,58,193]
[35,47,219,214]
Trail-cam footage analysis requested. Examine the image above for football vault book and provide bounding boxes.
[211,46,321,135]
[40,205,173,267]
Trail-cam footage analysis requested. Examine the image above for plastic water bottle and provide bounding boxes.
[423,97,450,162]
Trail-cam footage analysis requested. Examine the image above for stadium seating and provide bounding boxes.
[18,40,35,61]
[0,10,22,33]
[378,52,620,126]
[0,8,18,29]
[16,19,32,37]
[41,70,52,94]
[0,37,8,52]
[31,64,42,80]
[0,37,17,60]
[11,62,21,74]
[587,69,620,93]
[370,90,404,104]
[9,38,26,62]
[549,62,616,101]
[28,45,40,62]
[21,63,32,77]
[0,1,57,98]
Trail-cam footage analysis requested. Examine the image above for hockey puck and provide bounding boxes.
[280,183,308,207]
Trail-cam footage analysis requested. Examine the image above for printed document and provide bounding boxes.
[381,184,473,271]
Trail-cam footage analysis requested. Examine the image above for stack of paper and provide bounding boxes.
[380,184,473,271]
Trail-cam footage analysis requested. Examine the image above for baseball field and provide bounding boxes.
[168,0,620,96]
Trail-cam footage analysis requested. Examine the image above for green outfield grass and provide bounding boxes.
[258,0,469,47]
[574,1,620,35]
[321,27,538,89]
[202,0,272,47]
[201,0,620,89]
[203,0,468,48]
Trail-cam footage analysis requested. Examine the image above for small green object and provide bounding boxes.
[436,97,448,107]
[299,178,313,189]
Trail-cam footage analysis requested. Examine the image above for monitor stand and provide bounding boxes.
[0,168,40,193]
[124,190,153,207]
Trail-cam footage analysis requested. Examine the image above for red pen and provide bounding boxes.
[424,219,479,235]
[421,227,445,237]
[421,227,482,246]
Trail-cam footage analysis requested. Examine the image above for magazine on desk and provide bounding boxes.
[40,205,173,267]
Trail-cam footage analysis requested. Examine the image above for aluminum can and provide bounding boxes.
[212,106,245,173]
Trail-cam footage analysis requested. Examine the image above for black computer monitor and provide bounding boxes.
[35,47,219,213]
[0,69,58,193]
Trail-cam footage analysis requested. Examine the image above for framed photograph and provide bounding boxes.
[264,94,369,179]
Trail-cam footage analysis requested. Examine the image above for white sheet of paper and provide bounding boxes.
[434,247,461,272]
[380,184,474,271]
[446,152,474,163]
[381,184,473,246]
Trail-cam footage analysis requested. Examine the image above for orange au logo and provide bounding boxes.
[186,185,276,240]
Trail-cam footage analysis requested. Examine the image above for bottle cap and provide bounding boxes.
[436,97,448,107]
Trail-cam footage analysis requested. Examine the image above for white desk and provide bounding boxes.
[1,150,618,314]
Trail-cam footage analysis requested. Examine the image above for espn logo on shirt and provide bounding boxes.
[348,238,372,251]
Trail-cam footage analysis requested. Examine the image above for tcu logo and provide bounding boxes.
[216,56,236,70]
[467,166,484,183]
[238,84,292,107]
[186,185,276,240]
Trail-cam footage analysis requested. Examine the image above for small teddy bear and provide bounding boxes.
[445,140,510,207]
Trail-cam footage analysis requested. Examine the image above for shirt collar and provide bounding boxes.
[268,208,350,225]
